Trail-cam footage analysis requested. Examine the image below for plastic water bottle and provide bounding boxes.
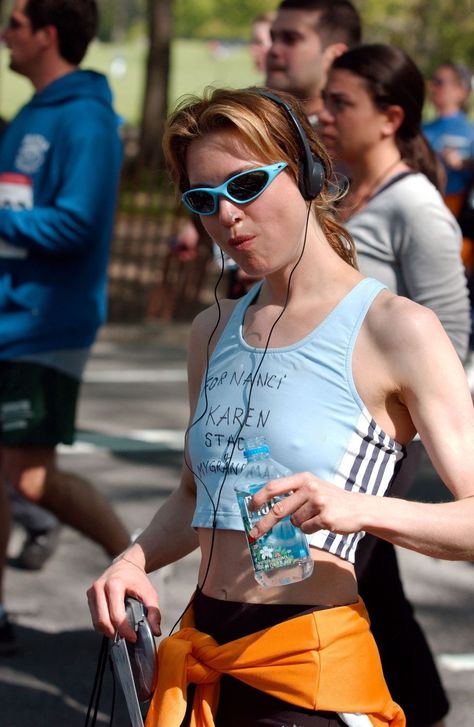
[234,437,314,588]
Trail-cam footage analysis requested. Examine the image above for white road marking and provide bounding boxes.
[58,428,185,454]
[130,428,185,446]
[83,369,187,383]
[58,441,97,454]
[438,653,474,671]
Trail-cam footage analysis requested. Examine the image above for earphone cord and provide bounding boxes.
[169,203,313,635]
[84,204,313,724]
[84,635,116,727]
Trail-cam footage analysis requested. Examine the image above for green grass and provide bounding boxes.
[0,38,263,125]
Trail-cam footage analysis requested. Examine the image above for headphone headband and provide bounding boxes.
[255,88,325,200]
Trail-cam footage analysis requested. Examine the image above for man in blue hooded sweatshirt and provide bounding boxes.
[0,0,130,653]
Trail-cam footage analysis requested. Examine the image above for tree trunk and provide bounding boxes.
[138,0,173,172]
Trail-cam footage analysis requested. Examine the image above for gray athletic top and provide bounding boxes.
[346,172,471,361]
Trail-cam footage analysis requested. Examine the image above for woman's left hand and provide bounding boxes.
[248,472,366,539]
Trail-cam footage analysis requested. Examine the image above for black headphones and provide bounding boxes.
[255,88,325,200]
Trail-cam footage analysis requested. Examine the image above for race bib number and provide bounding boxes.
[0,172,32,259]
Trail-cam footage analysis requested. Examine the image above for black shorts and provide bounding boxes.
[181,592,346,727]
[0,360,80,446]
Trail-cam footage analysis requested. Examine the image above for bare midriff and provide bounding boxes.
[197,528,358,606]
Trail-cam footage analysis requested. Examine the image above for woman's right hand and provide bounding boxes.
[86,552,161,642]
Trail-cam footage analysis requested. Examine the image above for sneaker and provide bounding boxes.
[0,614,17,655]
[15,525,61,571]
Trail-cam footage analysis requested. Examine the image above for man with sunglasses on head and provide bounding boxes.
[0,0,130,655]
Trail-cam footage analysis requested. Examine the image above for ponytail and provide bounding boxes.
[397,134,445,192]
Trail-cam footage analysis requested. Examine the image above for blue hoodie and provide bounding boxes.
[0,69,123,359]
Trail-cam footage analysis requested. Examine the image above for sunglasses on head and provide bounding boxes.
[181,162,288,216]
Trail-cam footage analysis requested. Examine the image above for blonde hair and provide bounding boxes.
[163,87,357,268]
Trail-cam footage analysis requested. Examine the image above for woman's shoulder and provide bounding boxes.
[382,171,438,199]
[376,173,450,218]
[367,289,445,355]
[190,298,239,347]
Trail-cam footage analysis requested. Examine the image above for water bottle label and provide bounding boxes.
[236,486,309,574]
[242,491,277,522]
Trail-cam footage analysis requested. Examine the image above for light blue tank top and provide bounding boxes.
[188,277,406,563]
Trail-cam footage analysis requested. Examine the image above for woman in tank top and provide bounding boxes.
[87,87,474,727]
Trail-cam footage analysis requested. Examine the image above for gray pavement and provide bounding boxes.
[0,323,473,727]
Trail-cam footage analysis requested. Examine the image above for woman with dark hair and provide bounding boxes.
[87,86,474,727]
[320,44,471,727]
[320,43,469,360]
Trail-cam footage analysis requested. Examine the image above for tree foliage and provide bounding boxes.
[174,0,277,39]
[97,0,145,41]
[355,0,474,72]
[96,0,474,68]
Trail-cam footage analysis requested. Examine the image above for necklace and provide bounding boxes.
[340,157,403,220]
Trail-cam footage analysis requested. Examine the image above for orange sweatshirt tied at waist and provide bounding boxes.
[145,596,405,727]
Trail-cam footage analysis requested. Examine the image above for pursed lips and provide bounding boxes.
[267,66,287,73]
[228,234,255,249]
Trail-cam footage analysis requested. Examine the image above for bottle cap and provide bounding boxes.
[243,437,270,459]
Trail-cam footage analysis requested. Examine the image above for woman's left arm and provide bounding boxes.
[249,299,474,560]
[371,298,474,559]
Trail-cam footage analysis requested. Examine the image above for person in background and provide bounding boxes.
[423,62,474,384]
[249,11,276,74]
[0,115,62,572]
[266,0,361,123]
[0,0,130,655]
[423,62,474,285]
[423,62,474,201]
[88,86,474,727]
[320,43,472,727]
[9,485,61,570]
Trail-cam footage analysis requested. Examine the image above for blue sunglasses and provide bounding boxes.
[182,162,288,216]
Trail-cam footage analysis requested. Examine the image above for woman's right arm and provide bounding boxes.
[86,464,198,640]
[87,301,234,641]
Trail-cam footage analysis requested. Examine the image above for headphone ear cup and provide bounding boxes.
[299,155,325,200]
[255,88,325,199]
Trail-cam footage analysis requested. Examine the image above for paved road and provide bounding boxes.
[1,324,473,726]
